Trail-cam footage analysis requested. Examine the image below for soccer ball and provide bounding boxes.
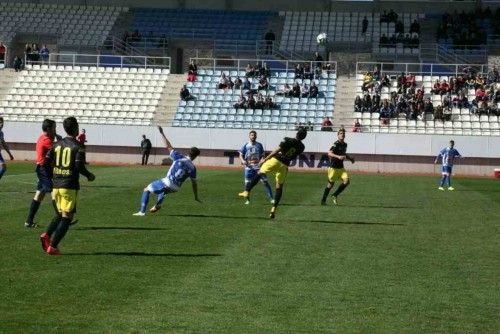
[316,33,328,45]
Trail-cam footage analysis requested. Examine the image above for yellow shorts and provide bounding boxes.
[327,167,349,183]
[259,157,288,185]
[52,188,78,213]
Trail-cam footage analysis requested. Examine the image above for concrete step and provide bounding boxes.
[153,74,185,126]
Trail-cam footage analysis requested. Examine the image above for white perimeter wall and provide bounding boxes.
[4,122,500,176]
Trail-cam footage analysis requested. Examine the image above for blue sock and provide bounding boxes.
[263,181,273,200]
[447,176,452,187]
[0,166,5,180]
[140,191,150,213]
[156,192,166,207]
[440,175,447,187]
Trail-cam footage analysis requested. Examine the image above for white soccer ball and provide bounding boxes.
[316,33,328,45]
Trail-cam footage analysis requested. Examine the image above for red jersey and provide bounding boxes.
[77,133,86,145]
[36,133,53,165]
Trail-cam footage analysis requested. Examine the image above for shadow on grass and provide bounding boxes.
[75,226,169,231]
[64,252,221,257]
[167,213,404,226]
[280,203,417,209]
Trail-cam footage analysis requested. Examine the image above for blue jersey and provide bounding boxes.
[436,147,461,167]
[239,141,265,165]
[163,150,197,188]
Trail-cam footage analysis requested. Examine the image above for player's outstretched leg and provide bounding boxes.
[269,185,283,219]
[447,174,454,191]
[47,216,72,255]
[133,189,150,216]
[331,179,349,205]
[321,182,334,205]
[150,192,166,213]
[239,173,263,200]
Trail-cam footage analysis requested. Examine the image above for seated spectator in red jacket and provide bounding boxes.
[431,79,441,94]
[321,117,333,131]
[405,72,416,88]
[439,80,450,95]
[475,86,486,101]
[352,119,362,132]
[187,60,197,82]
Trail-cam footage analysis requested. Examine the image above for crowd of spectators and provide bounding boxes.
[234,93,277,110]
[24,43,50,64]
[355,66,500,125]
[436,9,490,47]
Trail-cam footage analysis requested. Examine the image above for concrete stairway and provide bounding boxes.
[332,75,357,129]
[153,74,186,126]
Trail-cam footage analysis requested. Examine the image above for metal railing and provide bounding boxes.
[24,52,171,69]
[190,57,337,74]
[124,36,169,53]
[356,61,489,77]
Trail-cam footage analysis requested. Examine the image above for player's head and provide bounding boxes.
[249,130,257,142]
[63,117,79,137]
[189,147,200,160]
[0,116,3,129]
[449,140,454,148]
[82,129,86,134]
[337,128,346,140]
[142,134,146,139]
[42,119,56,136]
[296,127,307,141]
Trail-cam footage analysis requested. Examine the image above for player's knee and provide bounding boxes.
[35,191,45,201]
[343,179,350,186]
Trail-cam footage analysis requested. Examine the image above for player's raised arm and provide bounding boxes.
[191,178,201,202]
[346,154,355,164]
[157,126,174,154]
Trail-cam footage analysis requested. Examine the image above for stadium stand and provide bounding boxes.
[130,9,275,42]
[0,2,127,47]
[280,11,424,55]
[172,59,336,130]
[353,63,500,135]
[0,64,169,125]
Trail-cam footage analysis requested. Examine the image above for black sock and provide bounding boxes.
[50,217,71,248]
[47,215,62,238]
[51,199,59,215]
[333,183,348,197]
[26,199,41,224]
[245,174,262,192]
[321,187,332,202]
[274,187,283,207]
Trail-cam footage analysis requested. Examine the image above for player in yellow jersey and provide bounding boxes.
[321,128,355,205]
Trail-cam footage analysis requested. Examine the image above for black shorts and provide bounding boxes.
[36,165,53,193]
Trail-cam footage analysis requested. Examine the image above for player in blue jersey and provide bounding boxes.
[239,130,274,205]
[133,126,201,216]
[0,117,15,181]
[434,140,462,191]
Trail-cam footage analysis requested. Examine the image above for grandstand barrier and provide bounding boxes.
[25,53,171,69]
[4,123,500,176]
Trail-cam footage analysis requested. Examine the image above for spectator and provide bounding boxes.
[77,129,87,146]
[410,19,420,34]
[0,43,6,63]
[362,72,375,92]
[475,86,486,101]
[180,85,193,101]
[406,72,416,88]
[372,91,381,112]
[234,76,242,89]
[187,60,197,82]
[31,43,40,63]
[255,94,265,109]
[243,77,251,90]
[227,77,235,90]
[131,30,141,42]
[13,56,23,72]
[431,79,441,94]
[307,121,314,131]
[309,81,319,98]
[276,83,291,96]
[487,66,499,84]
[258,76,268,90]
[303,63,313,80]
[140,135,152,165]
[362,93,372,113]
[387,9,398,23]
[264,30,275,54]
[301,83,309,98]
[260,62,271,78]
[294,64,304,79]
[434,105,444,121]
[218,73,229,89]
[352,119,362,132]
[264,96,276,109]
[247,94,256,109]
[321,117,333,131]
[39,44,49,63]
[423,97,434,114]
[380,34,389,46]
[234,95,246,109]
[354,96,363,113]
[292,82,301,98]
[24,44,32,63]
[395,19,404,34]
[314,52,323,69]
[379,99,392,124]
[362,16,369,35]
[245,63,255,78]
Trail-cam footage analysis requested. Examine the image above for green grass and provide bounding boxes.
[0,162,498,333]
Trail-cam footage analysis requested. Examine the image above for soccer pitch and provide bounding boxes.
[0,163,498,333]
